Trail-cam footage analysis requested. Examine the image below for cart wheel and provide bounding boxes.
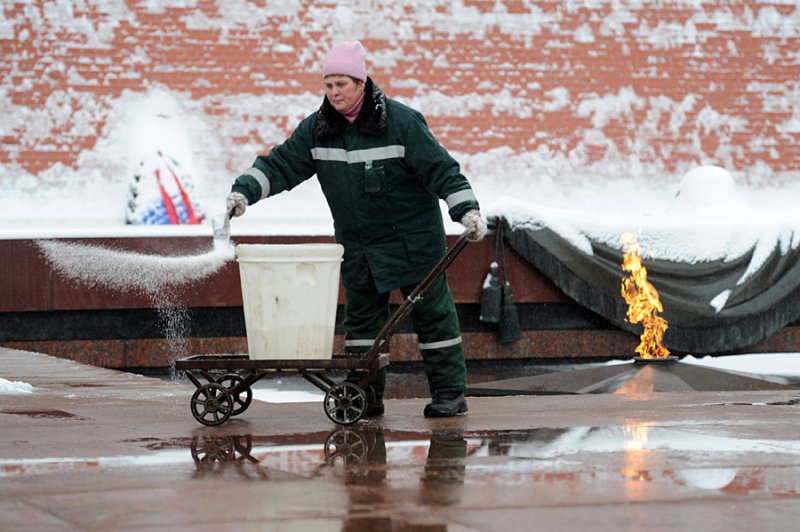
[324,383,367,425]
[324,428,368,464]
[190,435,234,463]
[217,373,253,416]
[191,383,233,426]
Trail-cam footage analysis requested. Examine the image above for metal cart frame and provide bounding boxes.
[176,233,470,426]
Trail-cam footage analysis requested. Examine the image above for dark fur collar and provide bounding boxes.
[315,77,387,140]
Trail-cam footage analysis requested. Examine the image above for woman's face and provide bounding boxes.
[324,75,364,113]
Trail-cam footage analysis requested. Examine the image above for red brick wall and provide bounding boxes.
[2,1,798,181]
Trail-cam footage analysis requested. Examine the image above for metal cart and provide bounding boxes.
[176,233,470,426]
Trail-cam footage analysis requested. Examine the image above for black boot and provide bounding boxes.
[423,391,468,418]
[365,396,384,417]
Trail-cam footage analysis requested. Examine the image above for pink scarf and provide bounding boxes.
[341,92,365,123]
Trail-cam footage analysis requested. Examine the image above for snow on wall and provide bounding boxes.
[1,0,799,224]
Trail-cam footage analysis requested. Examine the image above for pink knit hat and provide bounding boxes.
[322,41,367,81]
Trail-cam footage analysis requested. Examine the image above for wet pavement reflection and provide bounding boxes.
[178,422,800,503]
[3,421,800,529]
[5,422,800,500]
[5,422,799,501]
[186,427,471,487]
[184,426,473,529]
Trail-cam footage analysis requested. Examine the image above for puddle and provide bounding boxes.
[0,409,83,419]
[4,422,800,489]
[174,425,800,499]
[481,422,800,457]
[705,396,800,407]
[767,398,800,406]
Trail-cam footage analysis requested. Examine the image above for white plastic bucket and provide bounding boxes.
[236,243,344,360]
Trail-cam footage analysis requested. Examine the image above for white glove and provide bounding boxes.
[460,209,487,242]
[226,192,249,217]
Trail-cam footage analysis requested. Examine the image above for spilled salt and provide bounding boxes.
[36,239,237,365]
[36,240,236,295]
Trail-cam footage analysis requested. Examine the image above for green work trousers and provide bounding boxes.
[343,273,467,397]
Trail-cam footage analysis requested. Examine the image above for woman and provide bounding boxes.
[227,41,487,417]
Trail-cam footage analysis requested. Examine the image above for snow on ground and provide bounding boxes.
[251,388,323,404]
[682,353,800,380]
[0,377,34,395]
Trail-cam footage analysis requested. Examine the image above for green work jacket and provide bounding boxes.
[232,79,479,293]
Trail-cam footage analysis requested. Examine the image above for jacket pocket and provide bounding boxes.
[364,161,385,194]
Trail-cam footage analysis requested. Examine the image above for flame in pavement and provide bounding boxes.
[620,233,670,359]
[622,421,655,486]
